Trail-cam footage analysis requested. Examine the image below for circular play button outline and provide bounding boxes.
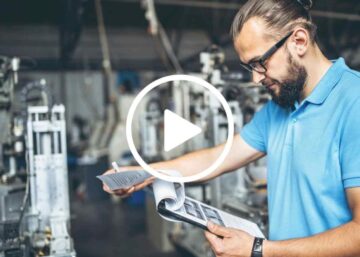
[126,74,234,183]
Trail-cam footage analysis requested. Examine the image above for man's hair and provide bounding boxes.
[231,0,317,42]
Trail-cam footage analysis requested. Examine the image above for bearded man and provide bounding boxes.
[102,0,360,256]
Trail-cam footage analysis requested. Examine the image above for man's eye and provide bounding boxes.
[251,62,262,68]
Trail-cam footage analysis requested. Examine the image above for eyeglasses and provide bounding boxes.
[239,31,293,73]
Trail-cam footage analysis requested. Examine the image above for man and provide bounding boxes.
[102,0,360,256]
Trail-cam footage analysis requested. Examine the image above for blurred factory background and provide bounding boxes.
[0,0,359,257]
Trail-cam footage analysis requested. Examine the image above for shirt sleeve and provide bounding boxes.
[340,98,360,188]
[240,102,271,153]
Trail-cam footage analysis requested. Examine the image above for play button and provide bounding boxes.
[126,74,234,183]
[164,110,202,152]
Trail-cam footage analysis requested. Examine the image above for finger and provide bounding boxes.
[133,179,153,191]
[103,184,111,192]
[110,185,133,193]
[103,183,124,193]
[119,188,135,199]
[207,221,232,238]
[114,189,136,199]
[103,184,121,194]
[204,231,224,255]
[114,186,134,195]
[112,188,128,195]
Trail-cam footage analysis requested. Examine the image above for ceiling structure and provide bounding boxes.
[0,0,359,71]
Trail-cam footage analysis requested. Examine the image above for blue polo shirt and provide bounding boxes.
[241,58,360,240]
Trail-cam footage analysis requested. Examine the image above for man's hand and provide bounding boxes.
[204,221,254,257]
[101,168,155,198]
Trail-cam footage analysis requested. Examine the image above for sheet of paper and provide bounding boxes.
[219,210,265,238]
[97,170,151,190]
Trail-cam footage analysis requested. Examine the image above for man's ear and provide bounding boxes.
[288,27,309,57]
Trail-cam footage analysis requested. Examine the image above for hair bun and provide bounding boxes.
[296,0,313,10]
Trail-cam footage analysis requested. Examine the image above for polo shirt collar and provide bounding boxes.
[305,58,348,105]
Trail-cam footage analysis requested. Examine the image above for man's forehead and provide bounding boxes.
[234,17,274,63]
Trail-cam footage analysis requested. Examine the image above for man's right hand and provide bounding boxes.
[101,168,155,198]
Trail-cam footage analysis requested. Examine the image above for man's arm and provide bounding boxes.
[150,134,265,181]
[264,187,360,257]
[102,134,264,196]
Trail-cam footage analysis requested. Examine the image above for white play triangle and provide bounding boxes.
[164,109,202,152]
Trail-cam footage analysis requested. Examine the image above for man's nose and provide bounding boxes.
[252,70,266,84]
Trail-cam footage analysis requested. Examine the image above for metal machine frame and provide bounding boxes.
[25,105,75,257]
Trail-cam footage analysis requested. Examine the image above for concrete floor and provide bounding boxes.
[70,199,185,257]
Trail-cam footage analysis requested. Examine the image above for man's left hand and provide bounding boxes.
[204,221,255,257]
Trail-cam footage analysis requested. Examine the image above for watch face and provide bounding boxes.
[251,238,263,257]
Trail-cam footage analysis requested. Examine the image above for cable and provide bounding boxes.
[158,23,183,72]
[95,0,115,107]
[143,0,183,73]
[95,0,112,74]
[17,152,30,230]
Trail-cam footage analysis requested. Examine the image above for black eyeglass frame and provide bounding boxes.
[240,31,293,73]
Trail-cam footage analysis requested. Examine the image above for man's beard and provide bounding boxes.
[266,55,307,109]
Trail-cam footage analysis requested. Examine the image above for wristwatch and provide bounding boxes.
[251,237,264,257]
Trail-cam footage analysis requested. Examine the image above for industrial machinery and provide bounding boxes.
[24,104,75,257]
[0,56,27,257]
[0,56,75,257]
[140,98,163,162]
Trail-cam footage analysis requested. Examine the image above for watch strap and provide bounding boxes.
[251,237,264,257]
